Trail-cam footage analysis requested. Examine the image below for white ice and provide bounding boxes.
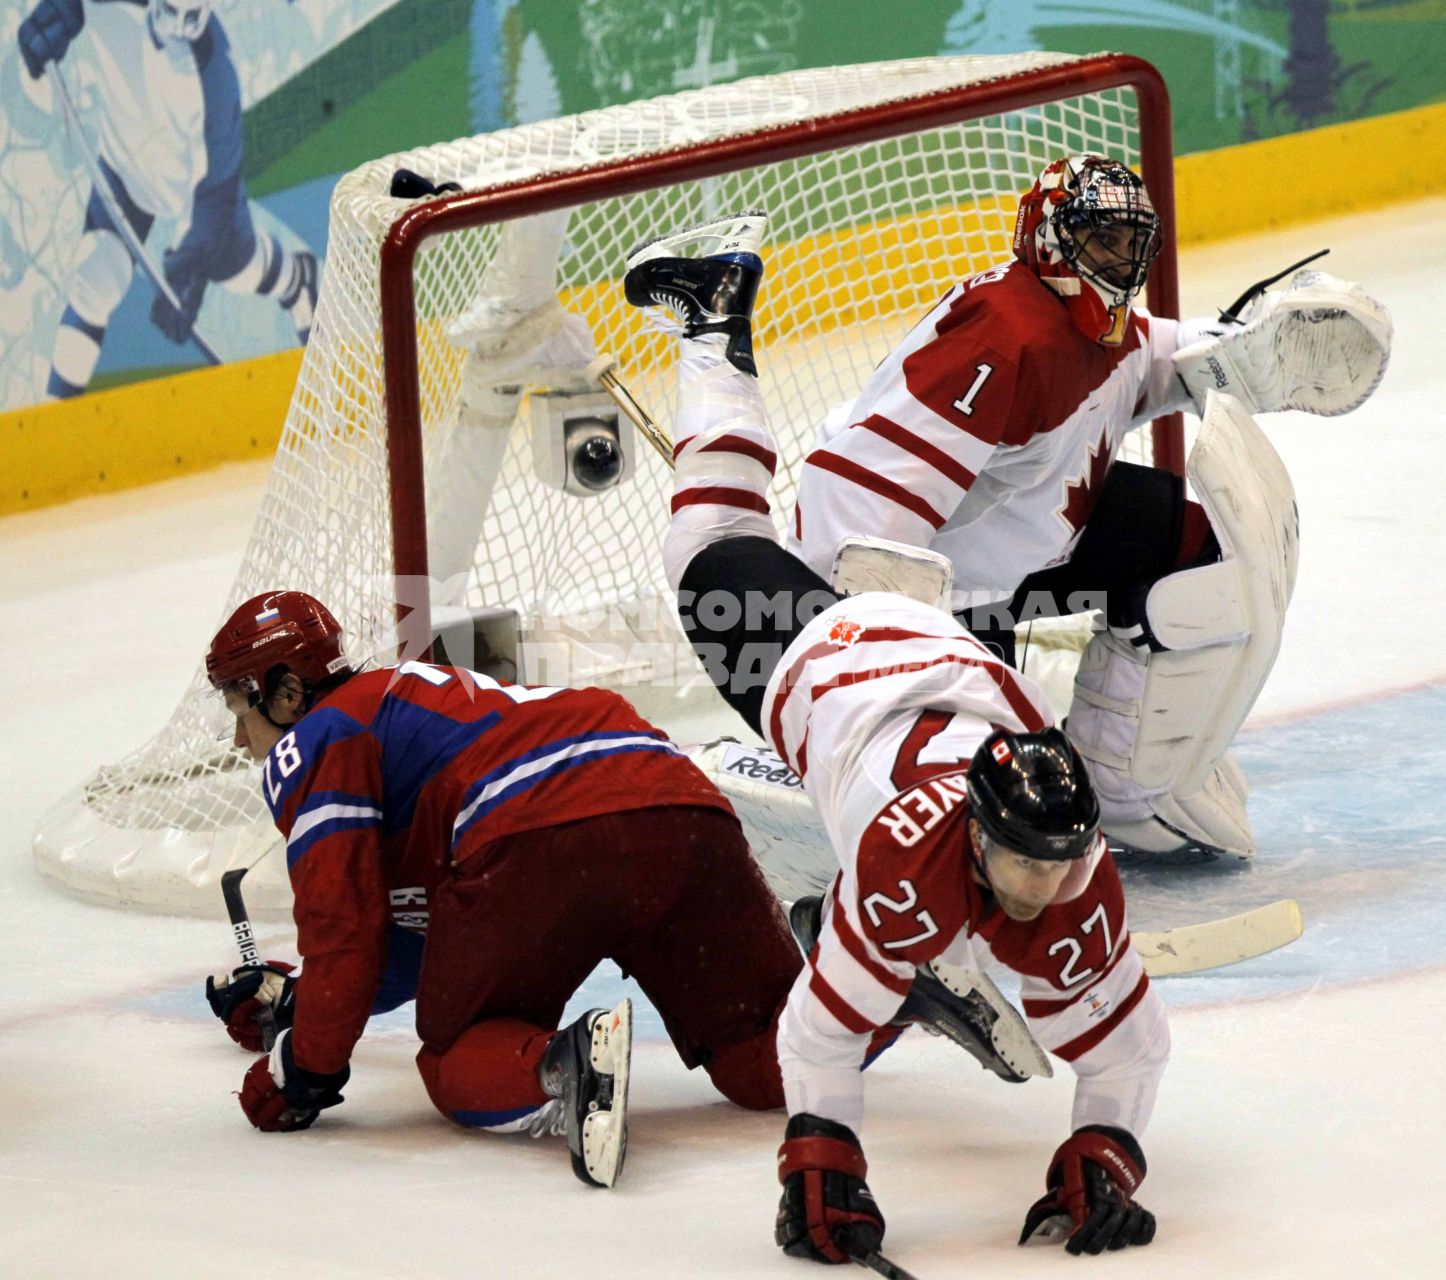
[2,199,1445,1279]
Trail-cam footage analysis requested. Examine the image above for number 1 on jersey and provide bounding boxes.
[953,363,994,416]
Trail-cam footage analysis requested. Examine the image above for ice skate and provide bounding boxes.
[538,999,633,1188]
[623,209,767,374]
[789,896,1051,1083]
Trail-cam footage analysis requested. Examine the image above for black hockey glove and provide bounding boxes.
[238,1029,348,1133]
[18,0,84,80]
[205,961,296,1052]
[150,246,208,344]
[1019,1125,1156,1256]
[775,1113,885,1265]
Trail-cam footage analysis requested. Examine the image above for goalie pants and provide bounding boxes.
[414,804,802,1126]
[959,461,1215,668]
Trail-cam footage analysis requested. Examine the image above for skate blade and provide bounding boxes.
[625,211,768,268]
[580,998,632,1187]
[928,963,1053,1080]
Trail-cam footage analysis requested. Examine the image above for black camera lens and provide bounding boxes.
[572,435,623,490]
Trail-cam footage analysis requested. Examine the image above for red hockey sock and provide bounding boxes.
[416,1018,554,1129]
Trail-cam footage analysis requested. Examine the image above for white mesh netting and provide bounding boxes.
[34,52,1171,914]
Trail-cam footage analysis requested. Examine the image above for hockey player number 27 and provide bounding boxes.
[952,363,994,416]
[1047,903,1113,987]
[862,878,940,951]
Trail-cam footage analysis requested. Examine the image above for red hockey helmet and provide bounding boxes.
[205,591,350,704]
[1013,154,1161,345]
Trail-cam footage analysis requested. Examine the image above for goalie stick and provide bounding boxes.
[587,355,674,465]
[1132,898,1303,977]
[219,865,279,1052]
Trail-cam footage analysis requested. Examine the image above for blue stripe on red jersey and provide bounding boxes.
[368,695,501,834]
[451,729,681,846]
[263,706,369,823]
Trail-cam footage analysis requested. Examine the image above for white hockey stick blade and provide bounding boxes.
[1134,899,1303,977]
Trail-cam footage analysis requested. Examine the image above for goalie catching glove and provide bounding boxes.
[1019,1125,1155,1256]
[776,1114,885,1265]
[1173,268,1391,417]
[206,961,295,1053]
[239,1028,349,1132]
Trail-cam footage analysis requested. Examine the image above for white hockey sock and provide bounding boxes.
[662,336,780,589]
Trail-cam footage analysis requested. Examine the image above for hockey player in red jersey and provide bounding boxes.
[624,213,1171,1262]
[201,589,812,1188]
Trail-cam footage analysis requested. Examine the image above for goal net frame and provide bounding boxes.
[34,51,1183,917]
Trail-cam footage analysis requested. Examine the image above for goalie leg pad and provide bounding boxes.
[1066,391,1300,856]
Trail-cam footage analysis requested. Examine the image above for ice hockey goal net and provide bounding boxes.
[34,51,1181,915]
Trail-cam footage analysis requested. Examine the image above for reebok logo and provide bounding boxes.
[1206,355,1229,388]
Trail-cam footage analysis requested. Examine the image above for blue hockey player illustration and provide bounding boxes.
[17,0,318,397]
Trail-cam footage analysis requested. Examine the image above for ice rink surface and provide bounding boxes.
[3,200,1445,1279]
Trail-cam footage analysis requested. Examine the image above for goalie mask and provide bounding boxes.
[1013,154,1162,346]
[966,728,1104,918]
[205,590,351,711]
[149,0,213,44]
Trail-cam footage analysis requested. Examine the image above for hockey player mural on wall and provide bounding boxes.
[13,0,318,398]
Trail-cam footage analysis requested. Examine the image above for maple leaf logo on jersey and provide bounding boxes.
[827,619,863,647]
[1059,429,1114,535]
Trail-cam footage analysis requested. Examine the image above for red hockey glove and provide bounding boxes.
[239,1029,349,1133]
[775,1113,885,1265]
[1019,1125,1156,1256]
[206,961,295,1052]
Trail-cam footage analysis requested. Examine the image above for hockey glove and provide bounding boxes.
[1019,1125,1155,1256]
[775,1113,885,1265]
[18,0,84,80]
[150,246,208,344]
[239,1028,349,1133]
[205,961,295,1053]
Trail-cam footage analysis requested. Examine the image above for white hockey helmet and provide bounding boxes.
[149,0,213,44]
[1013,154,1162,346]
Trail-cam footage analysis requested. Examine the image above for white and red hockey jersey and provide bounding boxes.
[787,260,1189,610]
[761,592,1169,1137]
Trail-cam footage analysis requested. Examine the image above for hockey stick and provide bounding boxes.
[1134,899,1303,978]
[852,1247,921,1279]
[48,66,224,366]
[219,865,279,1052]
[587,354,674,465]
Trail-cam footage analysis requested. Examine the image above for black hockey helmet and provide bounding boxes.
[966,728,1100,861]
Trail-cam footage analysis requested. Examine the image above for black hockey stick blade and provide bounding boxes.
[220,866,279,1051]
[1218,248,1330,324]
[852,1248,922,1280]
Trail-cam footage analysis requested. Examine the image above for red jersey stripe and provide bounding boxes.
[856,414,978,492]
[1051,970,1151,1062]
[804,450,948,529]
[670,486,770,515]
[685,434,778,473]
[807,964,878,1035]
